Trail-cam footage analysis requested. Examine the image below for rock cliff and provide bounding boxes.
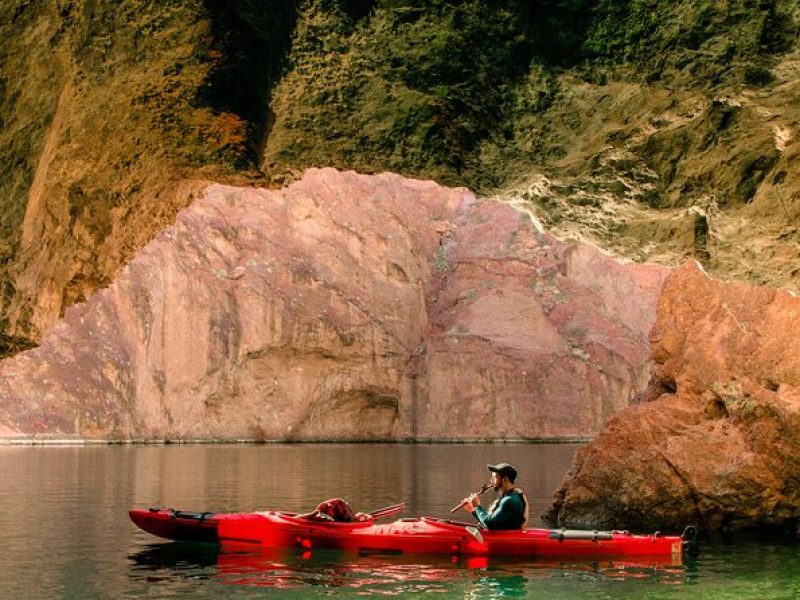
[1,1,798,353]
[0,169,667,441]
[546,261,800,534]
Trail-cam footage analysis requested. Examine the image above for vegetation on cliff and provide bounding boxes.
[267,0,797,189]
[0,0,798,355]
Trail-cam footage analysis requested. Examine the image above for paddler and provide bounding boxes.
[461,463,528,530]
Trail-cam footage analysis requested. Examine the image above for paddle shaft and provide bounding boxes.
[450,483,491,513]
[368,502,406,520]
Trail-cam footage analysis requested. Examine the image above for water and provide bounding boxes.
[1,444,798,599]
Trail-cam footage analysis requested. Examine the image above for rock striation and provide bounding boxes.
[0,169,667,441]
[546,261,800,535]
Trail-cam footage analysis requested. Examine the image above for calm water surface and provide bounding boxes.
[1,443,798,599]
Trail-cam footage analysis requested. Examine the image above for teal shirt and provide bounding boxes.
[472,490,526,530]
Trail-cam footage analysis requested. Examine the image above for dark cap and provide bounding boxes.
[487,462,517,483]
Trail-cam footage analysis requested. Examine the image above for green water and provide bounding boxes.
[1,444,798,598]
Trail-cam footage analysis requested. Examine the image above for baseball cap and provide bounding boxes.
[487,462,517,482]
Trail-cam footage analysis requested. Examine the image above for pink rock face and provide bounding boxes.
[546,261,800,534]
[0,169,667,441]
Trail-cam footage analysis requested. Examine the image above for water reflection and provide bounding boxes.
[128,542,688,595]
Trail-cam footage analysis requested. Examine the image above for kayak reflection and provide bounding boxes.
[128,543,688,593]
[128,542,219,583]
[216,549,687,590]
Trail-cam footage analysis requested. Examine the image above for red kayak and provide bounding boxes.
[130,508,690,560]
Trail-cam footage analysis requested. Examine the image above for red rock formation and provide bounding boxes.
[413,205,668,440]
[546,261,800,534]
[0,169,667,441]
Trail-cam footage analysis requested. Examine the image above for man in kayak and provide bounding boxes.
[462,463,528,530]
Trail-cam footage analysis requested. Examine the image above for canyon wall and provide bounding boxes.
[546,261,800,535]
[0,169,667,441]
[2,2,798,355]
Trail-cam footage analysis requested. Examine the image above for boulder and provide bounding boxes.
[546,261,800,534]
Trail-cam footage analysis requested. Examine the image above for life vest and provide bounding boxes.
[487,488,529,530]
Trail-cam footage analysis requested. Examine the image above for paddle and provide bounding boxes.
[367,502,406,521]
[450,483,491,514]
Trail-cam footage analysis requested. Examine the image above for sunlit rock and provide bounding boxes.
[0,169,666,441]
[546,261,800,534]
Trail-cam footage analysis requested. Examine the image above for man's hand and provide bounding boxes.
[462,493,481,513]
